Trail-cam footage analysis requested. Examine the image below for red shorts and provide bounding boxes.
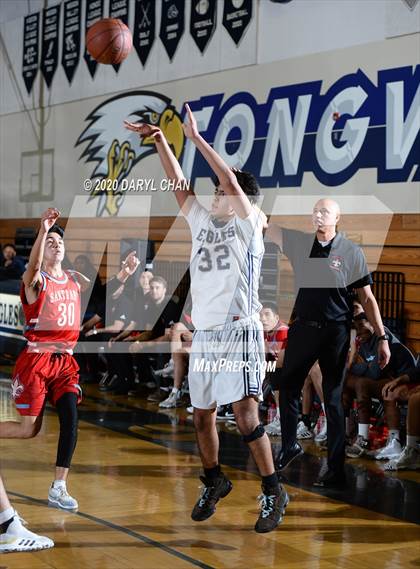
[11,350,81,416]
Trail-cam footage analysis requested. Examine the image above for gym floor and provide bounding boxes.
[1,377,419,569]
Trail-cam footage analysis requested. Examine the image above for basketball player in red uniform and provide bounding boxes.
[0,209,139,511]
[0,209,84,510]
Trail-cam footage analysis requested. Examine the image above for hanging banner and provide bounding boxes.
[133,0,155,66]
[40,4,60,88]
[109,0,130,72]
[22,12,40,94]
[84,0,104,79]
[62,0,81,84]
[190,0,217,54]
[159,0,185,61]
[222,0,252,46]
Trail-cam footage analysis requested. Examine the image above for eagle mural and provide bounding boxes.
[76,91,184,216]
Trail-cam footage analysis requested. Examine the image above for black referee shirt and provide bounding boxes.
[282,229,372,322]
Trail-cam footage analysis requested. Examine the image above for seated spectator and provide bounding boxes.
[135,270,153,304]
[110,276,181,396]
[260,302,288,436]
[75,252,139,383]
[383,366,420,471]
[0,244,26,280]
[344,312,417,459]
[159,299,194,409]
[260,303,326,441]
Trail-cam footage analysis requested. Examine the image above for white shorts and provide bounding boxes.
[188,314,265,409]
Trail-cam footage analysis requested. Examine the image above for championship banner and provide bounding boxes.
[222,0,253,46]
[159,0,185,61]
[190,0,217,54]
[109,0,130,72]
[84,0,104,78]
[40,4,60,88]
[133,0,155,66]
[62,0,81,84]
[22,12,40,94]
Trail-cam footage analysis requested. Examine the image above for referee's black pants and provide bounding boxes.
[278,320,350,473]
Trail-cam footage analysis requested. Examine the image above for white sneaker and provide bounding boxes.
[186,406,194,414]
[314,414,327,443]
[370,436,402,460]
[154,359,175,378]
[48,483,78,510]
[0,512,54,553]
[296,420,313,440]
[264,415,281,436]
[159,390,182,408]
[385,445,420,471]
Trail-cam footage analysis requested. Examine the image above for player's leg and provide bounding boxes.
[233,396,288,533]
[0,415,43,439]
[0,474,54,553]
[47,356,81,510]
[160,323,190,408]
[191,406,233,521]
[48,392,79,510]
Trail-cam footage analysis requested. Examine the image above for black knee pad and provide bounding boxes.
[242,424,265,444]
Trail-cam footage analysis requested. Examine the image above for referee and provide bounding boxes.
[267,199,390,487]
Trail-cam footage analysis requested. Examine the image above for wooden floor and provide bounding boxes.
[0,381,419,569]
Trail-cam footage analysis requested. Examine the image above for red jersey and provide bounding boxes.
[21,270,81,353]
[264,321,288,360]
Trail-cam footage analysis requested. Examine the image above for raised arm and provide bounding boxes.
[183,104,252,219]
[22,208,60,290]
[124,120,195,214]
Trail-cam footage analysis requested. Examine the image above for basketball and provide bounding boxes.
[86,18,132,65]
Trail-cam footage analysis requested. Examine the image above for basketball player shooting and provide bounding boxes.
[0,209,85,510]
[124,105,288,533]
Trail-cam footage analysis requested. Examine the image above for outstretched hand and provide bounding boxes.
[124,120,162,142]
[41,208,60,234]
[182,104,199,140]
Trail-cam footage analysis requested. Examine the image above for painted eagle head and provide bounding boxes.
[76,91,184,215]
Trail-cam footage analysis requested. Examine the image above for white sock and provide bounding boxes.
[407,435,420,448]
[171,387,179,394]
[358,424,369,439]
[0,507,14,525]
[53,479,66,489]
[388,429,400,441]
[321,403,326,414]
[276,407,280,417]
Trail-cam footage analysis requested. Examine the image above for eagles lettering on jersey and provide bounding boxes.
[196,226,235,244]
[186,200,264,330]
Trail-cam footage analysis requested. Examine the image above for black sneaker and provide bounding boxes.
[255,484,289,533]
[191,474,233,521]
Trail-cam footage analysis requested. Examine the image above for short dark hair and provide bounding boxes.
[48,224,64,238]
[213,170,260,204]
[150,276,167,289]
[3,243,16,252]
[261,302,279,315]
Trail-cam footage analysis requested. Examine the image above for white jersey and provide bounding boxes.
[185,199,264,330]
